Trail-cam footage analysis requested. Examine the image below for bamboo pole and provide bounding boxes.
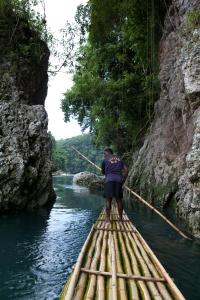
[114,219,139,299]
[107,232,112,299]
[82,211,104,300]
[113,206,164,300]
[122,209,173,299]
[134,234,173,300]
[111,234,118,300]
[123,212,185,300]
[116,223,139,300]
[114,212,152,300]
[85,229,104,299]
[99,219,132,222]
[95,227,136,233]
[81,268,166,282]
[113,230,128,299]
[71,146,101,172]
[115,207,154,300]
[122,216,167,300]
[113,206,185,300]
[126,219,186,300]
[123,212,171,299]
[97,229,108,300]
[71,146,191,240]
[73,230,100,299]
[119,235,153,300]
[125,186,191,240]
[69,215,105,299]
[63,225,95,300]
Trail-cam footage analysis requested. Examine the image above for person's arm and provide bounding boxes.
[101,160,105,175]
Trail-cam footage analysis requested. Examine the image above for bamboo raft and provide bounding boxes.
[60,205,185,300]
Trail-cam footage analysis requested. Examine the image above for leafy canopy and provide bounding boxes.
[61,0,167,154]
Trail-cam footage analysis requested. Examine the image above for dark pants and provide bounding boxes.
[104,181,123,220]
[104,181,123,200]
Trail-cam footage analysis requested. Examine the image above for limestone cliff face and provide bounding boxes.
[0,12,55,211]
[127,0,200,236]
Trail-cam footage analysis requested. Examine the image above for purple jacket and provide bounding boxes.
[101,155,124,183]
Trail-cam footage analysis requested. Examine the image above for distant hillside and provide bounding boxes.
[49,133,103,174]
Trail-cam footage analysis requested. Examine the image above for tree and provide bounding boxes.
[61,0,168,155]
[50,133,104,174]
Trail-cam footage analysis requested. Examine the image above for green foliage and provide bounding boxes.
[61,0,167,154]
[49,133,104,174]
[49,132,66,172]
[0,0,48,40]
[187,10,200,28]
[0,0,53,72]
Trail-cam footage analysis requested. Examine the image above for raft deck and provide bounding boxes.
[60,205,185,300]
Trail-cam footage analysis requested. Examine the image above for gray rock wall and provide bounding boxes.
[127,0,200,236]
[0,13,55,211]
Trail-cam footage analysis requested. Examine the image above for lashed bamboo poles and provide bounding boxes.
[71,146,191,240]
[114,222,139,299]
[72,229,99,299]
[107,207,182,300]
[115,221,152,300]
[111,206,185,300]
[123,218,172,300]
[118,209,184,300]
[113,207,162,300]
[61,206,185,299]
[72,212,104,299]
[62,225,95,300]
[85,229,104,299]
[125,216,186,300]
[117,207,183,300]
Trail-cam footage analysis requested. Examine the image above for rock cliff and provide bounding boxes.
[127,0,200,236]
[0,9,55,211]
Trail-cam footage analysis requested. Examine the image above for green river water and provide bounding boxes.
[0,175,200,299]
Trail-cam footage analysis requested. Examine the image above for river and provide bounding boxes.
[0,175,200,299]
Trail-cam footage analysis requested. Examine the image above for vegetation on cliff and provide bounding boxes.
[49,133,103,174]
[61,0,169,154]
[0,0,52,105]
[0,0,48,39]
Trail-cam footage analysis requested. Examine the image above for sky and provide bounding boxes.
[43,0,87,140]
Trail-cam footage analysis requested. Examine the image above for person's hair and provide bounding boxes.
[104,148,113,154]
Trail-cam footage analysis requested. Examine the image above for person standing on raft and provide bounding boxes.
[101,148,128,223]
